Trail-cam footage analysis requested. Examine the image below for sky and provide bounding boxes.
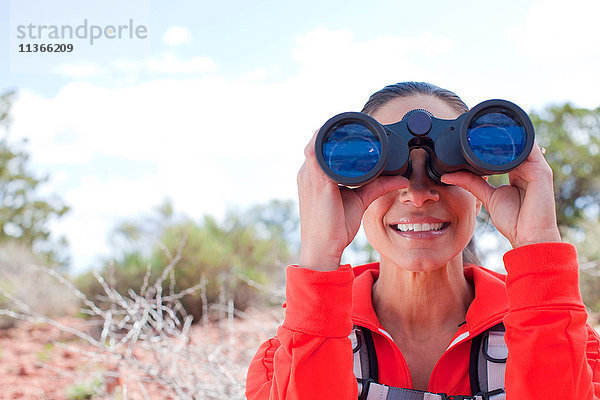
[1,0,599,274]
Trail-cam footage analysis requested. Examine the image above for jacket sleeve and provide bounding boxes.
[503,242,600,399]
[246,265,358,400]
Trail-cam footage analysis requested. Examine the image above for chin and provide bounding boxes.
[380,248,464,273]
[384,255,447,272]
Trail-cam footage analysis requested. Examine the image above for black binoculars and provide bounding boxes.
[315,99,535,186]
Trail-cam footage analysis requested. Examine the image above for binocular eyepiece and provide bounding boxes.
[315,99,535,186]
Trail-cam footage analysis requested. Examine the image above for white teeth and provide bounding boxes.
[395,222,444,232]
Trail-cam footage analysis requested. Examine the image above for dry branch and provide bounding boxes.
[0,246,282,399]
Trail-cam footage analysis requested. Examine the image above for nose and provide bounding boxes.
[400,148,440,206]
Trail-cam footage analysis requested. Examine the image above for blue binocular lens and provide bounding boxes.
[322,122,382,178]
[466,111,526,166]
[315,99,535,186]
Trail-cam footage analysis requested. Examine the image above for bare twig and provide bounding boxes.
[0,241,282,400]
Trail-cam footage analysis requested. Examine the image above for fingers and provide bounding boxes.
[522,141,552,173]
[303,129,319,159]
[441,171,496,206]
[298,129,334,190]
[301,127,410,214]
[528,141,546,162]
[302,129,323,172]
[507,141,554,186]
[352,175,410,210]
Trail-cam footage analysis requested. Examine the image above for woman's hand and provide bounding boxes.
[297,130,409,271]
[441,144,561,248]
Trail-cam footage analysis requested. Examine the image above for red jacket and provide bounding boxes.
[246,243,600,399]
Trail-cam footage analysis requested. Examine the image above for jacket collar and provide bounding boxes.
[350,263,509,334]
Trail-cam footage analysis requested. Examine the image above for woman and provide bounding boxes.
[245,82,600,399]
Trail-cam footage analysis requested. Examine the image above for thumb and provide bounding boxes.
[441,171,495,207]
[354,175,410,210]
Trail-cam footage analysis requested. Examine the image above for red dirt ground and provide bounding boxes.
[0,310,282,400]
[1,312,598,399]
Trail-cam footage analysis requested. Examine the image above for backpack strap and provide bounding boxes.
[469,323,507,400]
[351,324,507,400]
[351,326,378,399]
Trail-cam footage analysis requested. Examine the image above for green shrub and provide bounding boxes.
[76,200,297,323]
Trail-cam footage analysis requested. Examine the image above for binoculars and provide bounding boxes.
[315,99,535,186]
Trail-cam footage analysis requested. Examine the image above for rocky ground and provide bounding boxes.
[1,311,598,400]
[0,309,282,400]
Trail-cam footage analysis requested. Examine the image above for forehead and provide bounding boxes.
[370,95,463,125]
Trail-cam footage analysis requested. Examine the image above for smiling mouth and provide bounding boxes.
[391,222,449,232]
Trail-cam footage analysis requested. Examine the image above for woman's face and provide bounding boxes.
[362,95,482,271]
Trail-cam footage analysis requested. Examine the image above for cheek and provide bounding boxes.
[362,195,394,237]
[459,194,480,229]
[446,187,479,226]
[362,204,381,238]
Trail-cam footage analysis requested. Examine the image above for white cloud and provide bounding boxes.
[503,0,600,109]
[162,26,191,46]
[11,26,600,272]
[294,28,453,65]
[291,28,455,102]
[239,68,268,82]
[51,53,217,79]
[507,0,600,58]
[146,53,216,74]
[53,61,107,79]
[11,28,462,273]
